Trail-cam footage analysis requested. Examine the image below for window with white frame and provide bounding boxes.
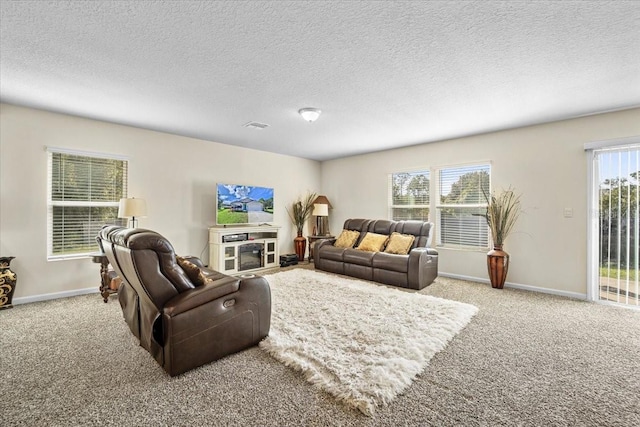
[47,148,128,260]
[389,170,430,221]
[436,163,490,248]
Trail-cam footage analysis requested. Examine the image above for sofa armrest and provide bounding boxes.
[238,275,271,338]
[423,247,438,256]
[314,238,336,264]
[408,247,439,289]
[408,247,438,259]
[163,276,240,317]
[316,238,336,248]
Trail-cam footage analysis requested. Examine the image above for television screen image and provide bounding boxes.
[216,183,274,225]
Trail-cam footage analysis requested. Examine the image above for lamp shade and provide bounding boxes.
[312,195,332,209]
[312,203,329,216]
[118,198,147,218]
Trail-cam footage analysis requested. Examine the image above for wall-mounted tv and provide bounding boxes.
[216,183,274,225]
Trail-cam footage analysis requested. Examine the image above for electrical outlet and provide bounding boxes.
[563,208,573,218]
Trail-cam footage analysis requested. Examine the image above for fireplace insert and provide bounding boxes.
[238,243,264,271]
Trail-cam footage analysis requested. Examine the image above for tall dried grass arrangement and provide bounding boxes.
[287,192,317,234]
[483,188,521,248]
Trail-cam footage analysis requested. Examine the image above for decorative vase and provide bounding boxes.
[0,256,17,310]
[294,231,307,261]
[487,246,509,289]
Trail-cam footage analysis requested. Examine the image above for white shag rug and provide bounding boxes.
[259,269,478,416]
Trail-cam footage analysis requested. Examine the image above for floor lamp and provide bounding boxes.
[118,197,147,228]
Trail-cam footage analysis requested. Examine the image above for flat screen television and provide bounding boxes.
[216,183,274,225]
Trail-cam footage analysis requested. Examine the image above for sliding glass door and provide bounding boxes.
[588,141,639,307]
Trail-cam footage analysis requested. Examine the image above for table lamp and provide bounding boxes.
[118,197,147,228]
[312,203,329,236]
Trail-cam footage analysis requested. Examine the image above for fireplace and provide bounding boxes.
[238,243,264,271]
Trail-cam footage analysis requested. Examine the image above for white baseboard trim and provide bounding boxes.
[438,272,587,301]
[11,274,589,305]
[13,287,99,305]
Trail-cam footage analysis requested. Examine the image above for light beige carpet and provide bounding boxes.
[2,267,640,426]
[259,269,478,415]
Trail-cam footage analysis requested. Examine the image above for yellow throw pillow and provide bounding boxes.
[334,229,361,248]
[176,255,213,286]
[176,255,201,283]
[384,232,416,255]
[197,271,214,286]
[356,232,389,252]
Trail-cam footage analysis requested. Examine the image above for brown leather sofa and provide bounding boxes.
[97,226,271,376]
[314,218,438,290]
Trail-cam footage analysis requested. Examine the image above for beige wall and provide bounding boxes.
[0,103,321,301]
[321,108,640,297]
[3,103,639,301]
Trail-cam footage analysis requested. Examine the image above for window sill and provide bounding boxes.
[47,254,93,262]
[436,245,489,253]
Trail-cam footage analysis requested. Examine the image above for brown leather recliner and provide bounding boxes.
[97,226,271,376]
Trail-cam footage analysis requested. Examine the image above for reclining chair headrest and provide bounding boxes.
[100,226,174,253]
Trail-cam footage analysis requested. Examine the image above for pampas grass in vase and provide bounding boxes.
[287,192,317,261]
[483,187,521,289]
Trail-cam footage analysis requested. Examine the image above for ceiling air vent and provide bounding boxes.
[243,121,270,130]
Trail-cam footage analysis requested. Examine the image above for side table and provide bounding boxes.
[307,235,335,262]
[90,252,117,303]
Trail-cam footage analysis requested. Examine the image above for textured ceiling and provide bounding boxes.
[1,1,639,161]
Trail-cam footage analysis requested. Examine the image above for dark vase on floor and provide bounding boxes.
[0,256,17,310]
[487,246,509,289]
[294,232,307,261]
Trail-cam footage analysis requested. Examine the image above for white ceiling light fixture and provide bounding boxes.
[299,108,322,123]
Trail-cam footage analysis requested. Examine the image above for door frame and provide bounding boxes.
[585,136,640,306]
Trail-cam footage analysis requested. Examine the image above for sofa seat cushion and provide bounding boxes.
[372,252,409,273]
[318,245,345,262]
[343,248,375,266]
[200,268,229,282]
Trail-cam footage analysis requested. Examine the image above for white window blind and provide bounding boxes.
[594,145,639,306]
[436,163,490,248]
[388,170,430,221]
[47,149,128,260]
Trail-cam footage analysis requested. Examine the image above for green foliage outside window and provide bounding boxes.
[390,171,430,221]
[599,175,639,268]
[440,170,490,205]
[438,166,491,248]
